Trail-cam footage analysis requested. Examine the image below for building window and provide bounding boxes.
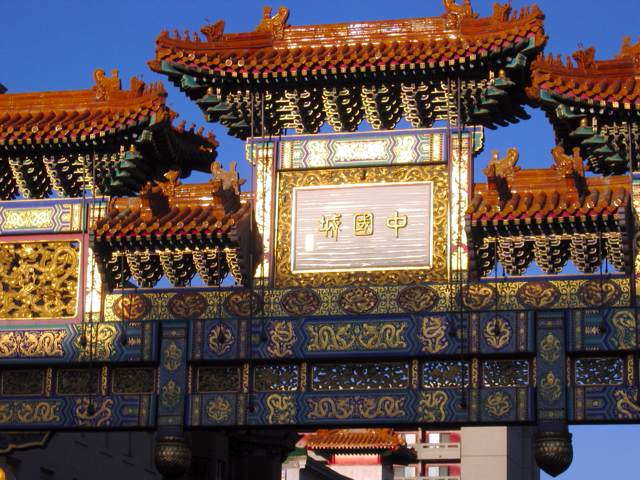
[427,465,449,477]
[427,432,452,446]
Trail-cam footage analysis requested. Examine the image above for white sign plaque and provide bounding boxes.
[291,182,433,272]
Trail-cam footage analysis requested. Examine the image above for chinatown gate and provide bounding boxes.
[1,1,640,478]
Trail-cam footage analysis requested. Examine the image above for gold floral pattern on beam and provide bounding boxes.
[0,241,79,320]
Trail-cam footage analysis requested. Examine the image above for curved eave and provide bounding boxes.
[154,35,544,84]
[151,5,546,85]
[0,116,156,151]
[531,87,640,114]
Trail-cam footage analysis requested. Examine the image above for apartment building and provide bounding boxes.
[394,427,539,480]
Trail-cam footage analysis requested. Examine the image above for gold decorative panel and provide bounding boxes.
[291,182,434,272]
[0,241,80,320]
[274,165,448,287]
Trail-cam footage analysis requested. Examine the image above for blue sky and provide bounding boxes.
[2,0,640,478]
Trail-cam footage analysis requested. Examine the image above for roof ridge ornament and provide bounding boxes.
[201,20,225,42]
[93,68,121,101]
[442,0,478,20]
[571,46,596,70]
[618,36,640,61]
[492,1,512,22]
[256,6,290,39]
[484,147,520,181]
[483,147,519,201]
[210,160,246,195]
[551,145,584,178]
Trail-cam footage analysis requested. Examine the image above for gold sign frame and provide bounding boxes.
[274,165,449,287]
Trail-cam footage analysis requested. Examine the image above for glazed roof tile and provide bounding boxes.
[303,429,404,452]
[468,146,630,224]
[151,2,545,78]
[529,38,640,108]
[94,162,248,240]
[0,69,217,148]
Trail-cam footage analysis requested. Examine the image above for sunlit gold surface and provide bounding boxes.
[248,142,275,280]
[0,241,80,320]
[450,135,471,272]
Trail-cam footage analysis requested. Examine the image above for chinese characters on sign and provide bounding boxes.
[319,214,342,240]
[292,183,432,272]
[319,212,408,240]
[385,212,408,238]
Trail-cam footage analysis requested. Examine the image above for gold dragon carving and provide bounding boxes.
[610,311,637,350]
[0,331,66,358]
[305,322,406,352]
[418,316,449,354]
[75,398,114,427]
[417,391,448,422]
[539,333,562,364]
[267,321,297,358]
[485,391,512,418]
[207,396,232,423]
[539,371,562,403]
[74,324,117,361]
[615,390,640,419]
[0,242,79,319]
[0,401,61,424]
[266,393,296,424]
[306,396,405,420]
[483,316,512,350]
